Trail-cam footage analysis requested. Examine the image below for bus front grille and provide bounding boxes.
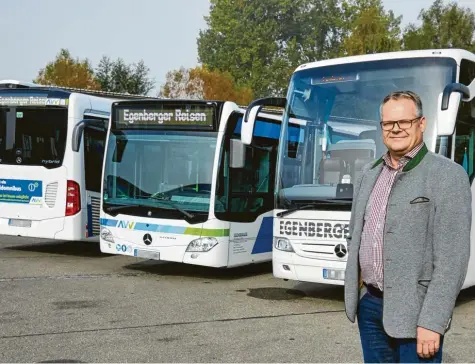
[45,182,58,208]
[91,197,101,236]
[293,241,346,261]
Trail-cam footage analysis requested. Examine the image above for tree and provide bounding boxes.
[197,0,344,97]
[95,56,155,95]
[158,66,254,105]
[158,67,203,99]
[34,49,100,90]
[403,0,475,51]
[341,0,402,55]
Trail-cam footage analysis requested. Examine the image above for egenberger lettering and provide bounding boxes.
[279,220,349,239]
[123,109,208,124]
[123,109,173,124]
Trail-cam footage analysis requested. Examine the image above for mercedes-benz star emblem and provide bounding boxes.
[334,244,347,258]
[143,233,152,245]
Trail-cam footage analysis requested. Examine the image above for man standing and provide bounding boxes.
[344,90,472,363]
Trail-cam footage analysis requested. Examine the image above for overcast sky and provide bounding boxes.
[1,0,475,95]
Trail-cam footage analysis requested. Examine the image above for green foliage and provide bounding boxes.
[197,0,344,97]
[95,56,155,95]
[35,49,155,95]
[196,0,475,99]
[341,0,402,55]
[403,0,475,51]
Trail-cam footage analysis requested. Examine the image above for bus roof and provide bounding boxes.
[0,79,157,99]
[295,48,475,73]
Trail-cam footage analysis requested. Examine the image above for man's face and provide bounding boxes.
[381,98,426,156]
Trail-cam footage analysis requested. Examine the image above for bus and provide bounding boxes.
[99,99,288,267]
[0,80,152,241]
[239,48,475,288]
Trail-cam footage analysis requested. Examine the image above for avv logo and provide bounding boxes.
[117,220,135,229]
[30,197,42,205]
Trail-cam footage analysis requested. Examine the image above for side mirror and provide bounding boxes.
[437,85,467,137]
[241,97,286,145]
[441,83,469,110]
[72,119,106,152]
[229,139,246,169]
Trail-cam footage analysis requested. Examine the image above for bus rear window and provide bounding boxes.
[0,108,67,168]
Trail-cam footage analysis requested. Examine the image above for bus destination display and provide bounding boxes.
[115,105,215,129]
[0,96,69,107]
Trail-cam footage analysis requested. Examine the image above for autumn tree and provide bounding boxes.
[158,67,203,99]
[341,0,402,55]
[34,49,100,90]
[159,66,253,105]
[95,56,155,95]
[403,0,475,51]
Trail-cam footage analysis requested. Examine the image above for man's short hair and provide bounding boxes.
[379,90,423,120]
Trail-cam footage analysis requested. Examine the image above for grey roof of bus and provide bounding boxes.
[0,79,158,99]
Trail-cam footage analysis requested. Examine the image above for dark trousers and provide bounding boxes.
[357,290,444,363]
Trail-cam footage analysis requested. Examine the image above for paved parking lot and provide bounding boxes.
[1,236,475,363]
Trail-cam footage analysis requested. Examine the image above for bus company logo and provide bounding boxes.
[334,244,347,258]
[122,109,208,124]
[117,220,135,229]
[233,232,248,238]
[30,197,42,205]
[279,220,350,239]
[143,234,153,245]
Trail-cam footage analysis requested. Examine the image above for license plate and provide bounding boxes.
[134,249,160,260]
[323,268,345,280]
[8,219,32,228]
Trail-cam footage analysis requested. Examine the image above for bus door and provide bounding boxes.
[83,124,107,239]
[226,140,276,266]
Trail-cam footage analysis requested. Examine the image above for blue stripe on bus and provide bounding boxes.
[235,118,303,142]
[251,216,274,254]
[100,218,229,237]
[100,218,118,227]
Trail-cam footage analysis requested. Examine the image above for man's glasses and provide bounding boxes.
[380,117,422,131]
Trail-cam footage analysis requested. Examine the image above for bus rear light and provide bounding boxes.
[66,180,81,216]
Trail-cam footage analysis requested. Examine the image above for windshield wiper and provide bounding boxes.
[276,198,352,218]
[105,199,195,222]
[148,196,196,220]
[105,203,143,213]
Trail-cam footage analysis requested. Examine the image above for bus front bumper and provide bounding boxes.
[273,249,346,285]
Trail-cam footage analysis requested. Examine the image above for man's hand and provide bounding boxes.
[417,326,441,358]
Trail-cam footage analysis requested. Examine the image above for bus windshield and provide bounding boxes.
[277,57,457,209]
[103,130,218,220]
[0,107,67,168]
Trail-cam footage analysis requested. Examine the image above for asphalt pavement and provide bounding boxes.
[0,236,475,363]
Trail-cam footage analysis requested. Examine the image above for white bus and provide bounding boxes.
[239,49,475,288]
[0,80,150,241]
[99,99,288,267]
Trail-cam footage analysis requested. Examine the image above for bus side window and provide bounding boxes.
[454,59,475,182]
[84,125,107,193]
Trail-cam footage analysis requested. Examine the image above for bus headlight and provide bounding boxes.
[186,237,218,252]
[274,237,294,252]
[101,228,114,243]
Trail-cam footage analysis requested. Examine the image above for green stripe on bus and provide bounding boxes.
[184,227,230,237]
